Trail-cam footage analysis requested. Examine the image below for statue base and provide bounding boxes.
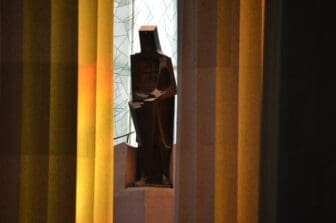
[114,143,175,223]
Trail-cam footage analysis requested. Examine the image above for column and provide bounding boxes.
[215,0,240,222]
[93,0,114,222]
[76,0,98,222]
[48,0,78,222]
[237,1,264,223]
[176,0,240,222]
[0,1,23,222]
[20,0,51,221]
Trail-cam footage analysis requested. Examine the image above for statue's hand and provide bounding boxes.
[149,88,163,98]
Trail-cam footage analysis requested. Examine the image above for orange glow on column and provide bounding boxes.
[77,0,114,222]
[77,64,97,223]
[76,0,98,222]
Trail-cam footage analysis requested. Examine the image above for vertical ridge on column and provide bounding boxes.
[195,0,216,222]
[93,0,114,222]
[237,0,265,223]
[48,0,78,222]
[176,0,198,222]
[76,0,98,222]
[215,0,240,222]
[20,0,51,222]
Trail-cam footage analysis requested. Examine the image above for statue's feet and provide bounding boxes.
[132,175,172,187]
[134,176,147,186]
[162,175,171,186]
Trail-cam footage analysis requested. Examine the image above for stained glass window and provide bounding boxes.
[113,0,177,145]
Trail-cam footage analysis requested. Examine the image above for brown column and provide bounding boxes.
[47,0,78,222]
[19,0,51,222]
[176,0,240,222]
[0,1,23,222]
[176,0,214,222]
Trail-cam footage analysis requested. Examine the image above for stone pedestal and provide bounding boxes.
[114,143,175,223]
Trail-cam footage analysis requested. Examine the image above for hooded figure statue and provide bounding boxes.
[129,26,177,186]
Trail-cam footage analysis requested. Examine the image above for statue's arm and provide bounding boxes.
[155,58,177,101]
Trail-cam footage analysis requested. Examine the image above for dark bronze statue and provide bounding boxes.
[129,26,176,186]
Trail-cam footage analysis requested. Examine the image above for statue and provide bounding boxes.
[129,26,177,186]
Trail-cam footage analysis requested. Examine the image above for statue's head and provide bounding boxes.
[139,26,161,53]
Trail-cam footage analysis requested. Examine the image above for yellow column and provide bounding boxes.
[237,1,264,223]
[77,0,114,222]
[76,0,98,222]
[93,0,114,222]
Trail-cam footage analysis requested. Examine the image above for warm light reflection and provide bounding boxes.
[76,0,113,222]
[77,64,97,223]
[76,0,98,222]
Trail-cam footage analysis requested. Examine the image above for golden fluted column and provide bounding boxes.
[76,0,98,222]
[77,0,114,222]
